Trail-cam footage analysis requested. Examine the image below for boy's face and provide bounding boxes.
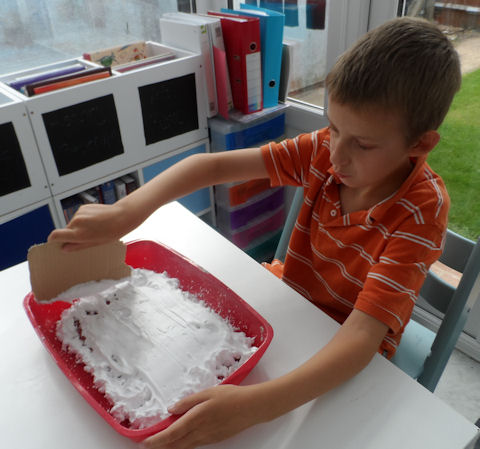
[327,98,418,198]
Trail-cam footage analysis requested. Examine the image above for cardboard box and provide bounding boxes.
[27,240,131,302]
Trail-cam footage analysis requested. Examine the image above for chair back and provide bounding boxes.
[420,230,475,313]
[418,232,480,390]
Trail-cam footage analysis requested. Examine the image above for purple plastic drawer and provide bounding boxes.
[219,188,284,231]
[231,207,285,249]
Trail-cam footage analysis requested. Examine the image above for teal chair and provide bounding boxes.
[274,187,304,261]
[276,187,480,392]
[391,229,480,391]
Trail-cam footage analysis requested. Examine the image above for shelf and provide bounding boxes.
[0,86,50,214]
[0,43,212,270]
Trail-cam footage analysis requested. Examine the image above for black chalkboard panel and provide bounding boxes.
[139,73,198,145]
[42,94,124,176]
[0,121,31,196]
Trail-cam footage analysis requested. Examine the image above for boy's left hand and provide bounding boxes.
[141,384,258,449]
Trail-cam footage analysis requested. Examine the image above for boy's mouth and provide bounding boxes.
[335,171,350,179]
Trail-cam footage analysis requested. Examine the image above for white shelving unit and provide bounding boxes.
[0,87,51,217]
[0,42,212,269]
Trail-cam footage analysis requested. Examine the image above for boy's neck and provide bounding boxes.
[339,159,415,215]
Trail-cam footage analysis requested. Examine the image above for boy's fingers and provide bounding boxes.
[168,391,209,415]
[47,229,98,251]
[59,242,96,252]
[143,417,195,448]
[140,394,211,448]
[47,228,76,242]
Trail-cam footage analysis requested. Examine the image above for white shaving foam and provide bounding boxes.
[56,268,257,428]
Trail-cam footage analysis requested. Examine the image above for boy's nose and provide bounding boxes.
[330,140,350,168]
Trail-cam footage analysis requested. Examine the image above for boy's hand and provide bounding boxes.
[48,202,131,251]
[141,384,259,449]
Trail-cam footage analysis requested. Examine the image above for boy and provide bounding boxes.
[48,17,461,449]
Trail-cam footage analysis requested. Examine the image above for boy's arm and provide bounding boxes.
[48,148,268,250]
[142,309,389,449]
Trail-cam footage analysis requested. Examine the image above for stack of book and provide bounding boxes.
[160,6,284,117]
[160,13,234,118]
[6,41,177,97]
[7,63,112,97]
[61,175,138,223]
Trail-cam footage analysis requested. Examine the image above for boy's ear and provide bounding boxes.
[408,130,440,157]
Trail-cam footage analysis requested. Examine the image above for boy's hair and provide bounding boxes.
[325,17,461,144]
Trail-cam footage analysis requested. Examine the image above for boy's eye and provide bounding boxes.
[357,141,373,150]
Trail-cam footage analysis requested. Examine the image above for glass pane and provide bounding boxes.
[233,0,328,108]
[0,0,179,75]
[398,1,480,241]
[1,0,329,107]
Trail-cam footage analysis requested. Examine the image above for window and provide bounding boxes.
[0,0,177,74]
[397,0,480,356]
[397,1,480,242]
[231,1,329,107]
[0,1,371,111]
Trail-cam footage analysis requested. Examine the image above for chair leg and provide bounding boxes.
[417,317,468,392]
[274,187,304,261]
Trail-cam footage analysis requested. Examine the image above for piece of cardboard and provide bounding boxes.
[28,241,131,302]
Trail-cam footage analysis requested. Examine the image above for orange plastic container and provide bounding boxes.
[23,240,273,442]
[226,178,272,207]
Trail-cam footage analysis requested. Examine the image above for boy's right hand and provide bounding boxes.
[48,202,130,252]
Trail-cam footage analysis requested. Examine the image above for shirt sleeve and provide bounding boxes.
[261,128,331,187]
[355,220,446,339]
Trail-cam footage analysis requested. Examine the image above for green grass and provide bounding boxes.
[427,68,480,241]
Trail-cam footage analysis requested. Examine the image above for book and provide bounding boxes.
[120,175,138,194]
[62,195,82,223]
[208,11,263,114]
[100,181,117,204]
[9,63,85,93]
[25,67,111,96]
[114,179,127,199]
[113,51,176,72]
[86,188,101,203]
[237,4,285,108]
[83,41,147,67]
[78,190,99,204]
[279,40,294,103]
[160,13,219,117]
[32,71,111,95]
[195,13,234,118]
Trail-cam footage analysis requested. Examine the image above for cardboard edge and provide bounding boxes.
[28,241,132,302]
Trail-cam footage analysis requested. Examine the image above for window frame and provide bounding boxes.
[286,0,398,118]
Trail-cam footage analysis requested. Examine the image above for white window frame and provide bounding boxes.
[286,0,399,131]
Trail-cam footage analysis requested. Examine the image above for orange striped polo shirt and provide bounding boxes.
[261,127,449,357]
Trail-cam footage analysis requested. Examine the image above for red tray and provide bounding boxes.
[23,239,273,442]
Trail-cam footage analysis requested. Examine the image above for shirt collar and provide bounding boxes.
[367,156,427,222]
[327,166,342,184]
[325,156,427,226]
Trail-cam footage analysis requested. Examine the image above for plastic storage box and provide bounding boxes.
[209,106,286,151]
[221,207,286,249]
[209,106,288,260]
[244,229,283,261]
[23,240,273,442]
[214,174,285,260]
[214,178,272,207]
[216,187,284,232]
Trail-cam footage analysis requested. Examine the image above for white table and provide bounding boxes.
[2,202,478,449]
